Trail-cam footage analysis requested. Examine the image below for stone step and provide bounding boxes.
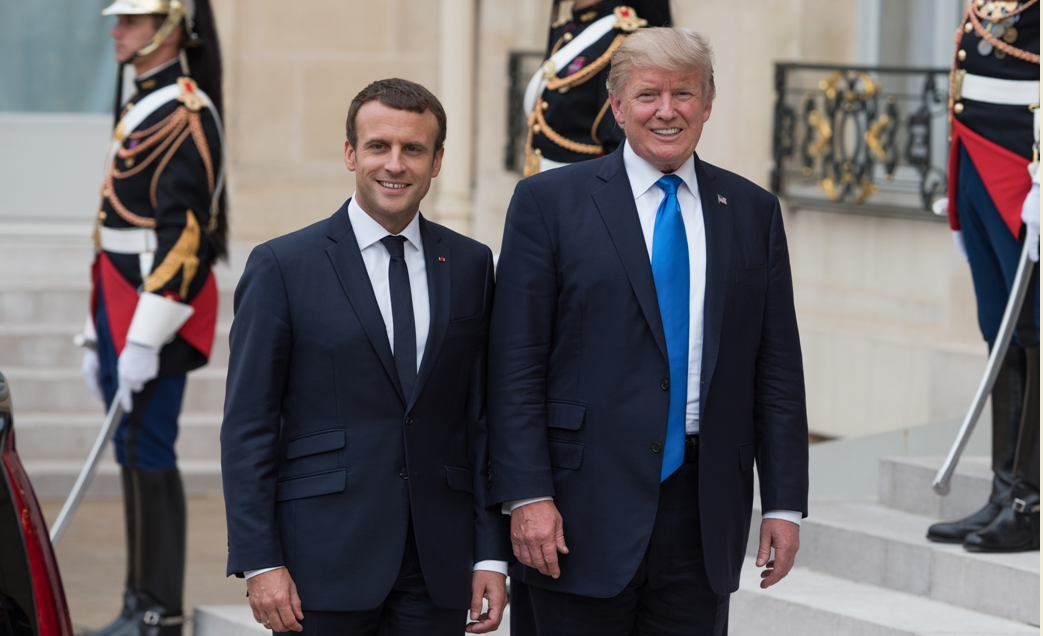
[797,497,1039,625]
[880,455,993,521]
[731,557,1039,636]
[0,324,232,368]
[192,604,513,636]
[11,413,222,462]
[3,367,226,414]
[0,283,237,328]
[22,459,222,500]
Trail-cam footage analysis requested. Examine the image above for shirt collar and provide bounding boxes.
[622,139,699,201]
[135,56,180,81]
[347,194,424,253]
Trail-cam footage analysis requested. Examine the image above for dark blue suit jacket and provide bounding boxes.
[221,201,509,611]
[488,147,809,597]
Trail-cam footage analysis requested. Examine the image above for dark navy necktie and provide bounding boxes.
[381,236,417,401]
[651,175,689,481]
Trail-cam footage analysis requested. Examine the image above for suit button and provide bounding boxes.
[404,416,413,425]
[661,378,670,390]
[399,468,409,480]
[651,442,663,453]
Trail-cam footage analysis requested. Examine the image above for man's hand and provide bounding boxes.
[465,570,507,633]
[246,567,304,632]
[510,500,568,578]
[756,518,800,589]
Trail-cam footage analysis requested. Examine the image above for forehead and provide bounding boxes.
[355,100,439,142]
[625,66,701,90]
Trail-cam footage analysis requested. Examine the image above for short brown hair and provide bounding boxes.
[345,78,447,152]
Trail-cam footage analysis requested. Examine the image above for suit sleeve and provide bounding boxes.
[753,198,809,517]
[469,248,511,562]
[487,180,560,506]
[221,244,293,576]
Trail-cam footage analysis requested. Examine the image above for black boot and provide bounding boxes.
[82,470,139,636]
[95,469,187,636]
[927,346,1025,543]
[964,345,1040,553]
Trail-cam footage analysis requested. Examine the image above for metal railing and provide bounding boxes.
[771,63,951,220]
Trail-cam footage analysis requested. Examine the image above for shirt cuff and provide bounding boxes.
[501,496,554,515]
[244,566,284,580]
[473,560,509,576]
[762,509,802,527]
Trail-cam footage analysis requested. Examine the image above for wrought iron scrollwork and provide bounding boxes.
[772,63,950,219]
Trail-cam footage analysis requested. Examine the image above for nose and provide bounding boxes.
[385,147,405,173]
[655,94,677,121]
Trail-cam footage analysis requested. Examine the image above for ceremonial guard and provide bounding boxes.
[928,0,1039,553]
[78,0,225,633]
[522,0,672,176]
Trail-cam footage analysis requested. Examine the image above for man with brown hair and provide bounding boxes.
[221,78,508,635]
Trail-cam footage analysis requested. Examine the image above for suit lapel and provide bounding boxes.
[592,151,669,364]
[409,216,449,410]
[695,156,731,416]
[325,200,405,403]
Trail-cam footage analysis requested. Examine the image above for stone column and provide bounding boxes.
[432,0,476,234]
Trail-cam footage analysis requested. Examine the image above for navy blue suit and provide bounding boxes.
[221,201,509,612]
[488,147,809,601]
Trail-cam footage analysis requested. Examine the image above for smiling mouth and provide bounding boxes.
[378,181,408,190]
[651,128,682,136]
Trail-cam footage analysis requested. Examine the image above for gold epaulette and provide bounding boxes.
[612,6,646,32]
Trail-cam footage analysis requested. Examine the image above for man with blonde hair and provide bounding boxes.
[489,27,808,634]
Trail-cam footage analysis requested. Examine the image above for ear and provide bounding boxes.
[702,99,713,123]
[609,92,625,126]
[430,146,445,178]
[344,140,357,172]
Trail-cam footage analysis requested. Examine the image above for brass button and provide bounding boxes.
[957,49,967,61]
[954,102,964,114]
[661,379,670,390]
[563,32,573,42]
[542,101,550,111]
[532,124,541,134]
[964,21,973,33]
[650,442,663,453]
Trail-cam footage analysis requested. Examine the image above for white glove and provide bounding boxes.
[1021,182,1039,263]
[952,230,969,263]
[81,349,105,404]
[117,341,160,412]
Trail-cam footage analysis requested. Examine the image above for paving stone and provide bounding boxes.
[879,455,993,521]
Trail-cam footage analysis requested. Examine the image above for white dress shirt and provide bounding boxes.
[507,143,801,528]
[247,195,506,579]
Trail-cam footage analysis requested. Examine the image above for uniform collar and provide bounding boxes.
[347,194,424,253]
[134,57,181,95]
[622,139,699,200]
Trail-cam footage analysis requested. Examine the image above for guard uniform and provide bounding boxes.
[928,0,1039,552]
[79,0,225,633]
[523,2,664,176]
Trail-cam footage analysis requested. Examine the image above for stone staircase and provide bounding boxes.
[0,228,244,499]
[733,456,1040,635]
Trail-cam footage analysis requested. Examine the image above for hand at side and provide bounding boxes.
[246,567,304,632]
[510,499,569,578]
[465,570,507,633]
[756,518,800,589]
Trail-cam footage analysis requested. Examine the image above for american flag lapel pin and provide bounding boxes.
[717,194,727,205]
[438,256,446,262]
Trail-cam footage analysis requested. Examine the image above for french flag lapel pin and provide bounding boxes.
[717,194,727,205]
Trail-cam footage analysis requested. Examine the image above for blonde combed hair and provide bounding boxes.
[607,27,716,102]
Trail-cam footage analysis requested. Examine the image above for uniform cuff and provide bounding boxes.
[126,292,195,348]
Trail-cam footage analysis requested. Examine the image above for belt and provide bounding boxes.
[684,435,699,463]
[959,73,1039,106]
[99,227,158,254]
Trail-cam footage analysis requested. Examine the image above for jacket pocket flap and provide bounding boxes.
[733,265,767,285]
[444,466,473,493]
[286,429,345,460]
[549,440,584,470]
[547,401,585,430]
[739,442,756,471]
[276,469,346,502]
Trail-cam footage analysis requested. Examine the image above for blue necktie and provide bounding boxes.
[651,175,688,481]
[381,236,417,401]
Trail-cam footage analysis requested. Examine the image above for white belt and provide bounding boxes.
[100,227,158,254]
[961,74,1040,106]
[539,156,573,173]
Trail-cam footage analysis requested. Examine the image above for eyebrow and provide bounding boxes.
[364,137,429,151]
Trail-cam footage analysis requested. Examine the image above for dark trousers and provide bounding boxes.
[957,146,1040,346]
[528,446,729,636]
[276,523,464,636]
